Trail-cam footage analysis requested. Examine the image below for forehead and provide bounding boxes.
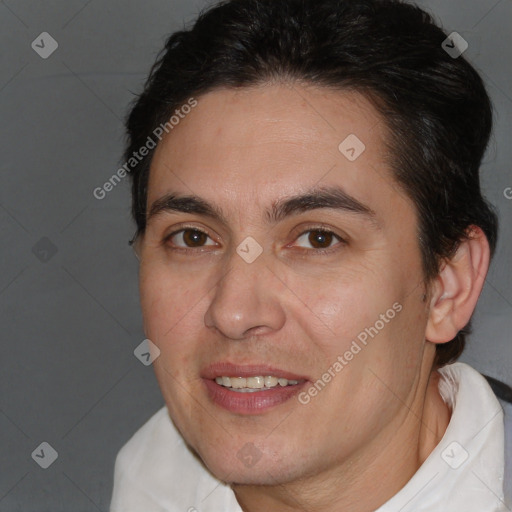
[147,83,412,225]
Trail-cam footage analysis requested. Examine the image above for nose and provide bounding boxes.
[203,247,286,340]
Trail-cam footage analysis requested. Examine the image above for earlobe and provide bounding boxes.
[425,226,490,344]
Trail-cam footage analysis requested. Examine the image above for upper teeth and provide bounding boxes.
[215,376,299,389]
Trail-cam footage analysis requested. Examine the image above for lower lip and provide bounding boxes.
[203,379,307,415]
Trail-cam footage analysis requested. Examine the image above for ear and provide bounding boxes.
[425,226,490,344]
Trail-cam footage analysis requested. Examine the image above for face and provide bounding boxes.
[138,84,431,486]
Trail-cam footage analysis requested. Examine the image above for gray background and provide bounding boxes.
[0,0,510,510]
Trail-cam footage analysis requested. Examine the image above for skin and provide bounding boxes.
[136,83,489,512]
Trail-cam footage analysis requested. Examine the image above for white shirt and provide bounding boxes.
[110,362,510,512]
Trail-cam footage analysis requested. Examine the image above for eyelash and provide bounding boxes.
[162,224,347,255]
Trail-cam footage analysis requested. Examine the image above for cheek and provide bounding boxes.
[282,280,388,384]
[308,266,395,336]
[139,262,199,348]
[304,261,424,373]
[139,263,167,337]
[139,265,205,400]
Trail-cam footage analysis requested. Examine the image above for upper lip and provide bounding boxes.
[202,362,310,381]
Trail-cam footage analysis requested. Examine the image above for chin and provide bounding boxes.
[195,441,308,487]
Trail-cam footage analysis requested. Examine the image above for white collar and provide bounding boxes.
[377,362,507,512]
[110,362,506,512]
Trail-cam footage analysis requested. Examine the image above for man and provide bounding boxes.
[110,0,511,510]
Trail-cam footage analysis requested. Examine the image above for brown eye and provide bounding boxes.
[295,229,343,250]
[167,228,215,248]
[309,230,334,249]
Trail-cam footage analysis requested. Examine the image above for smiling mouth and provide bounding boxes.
[214,375,303,392]
[201,363,310,413]
[202,376,308,415]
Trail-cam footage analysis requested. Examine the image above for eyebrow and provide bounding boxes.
[147,185,379,228]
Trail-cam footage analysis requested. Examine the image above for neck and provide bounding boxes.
[232,359,452,512]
